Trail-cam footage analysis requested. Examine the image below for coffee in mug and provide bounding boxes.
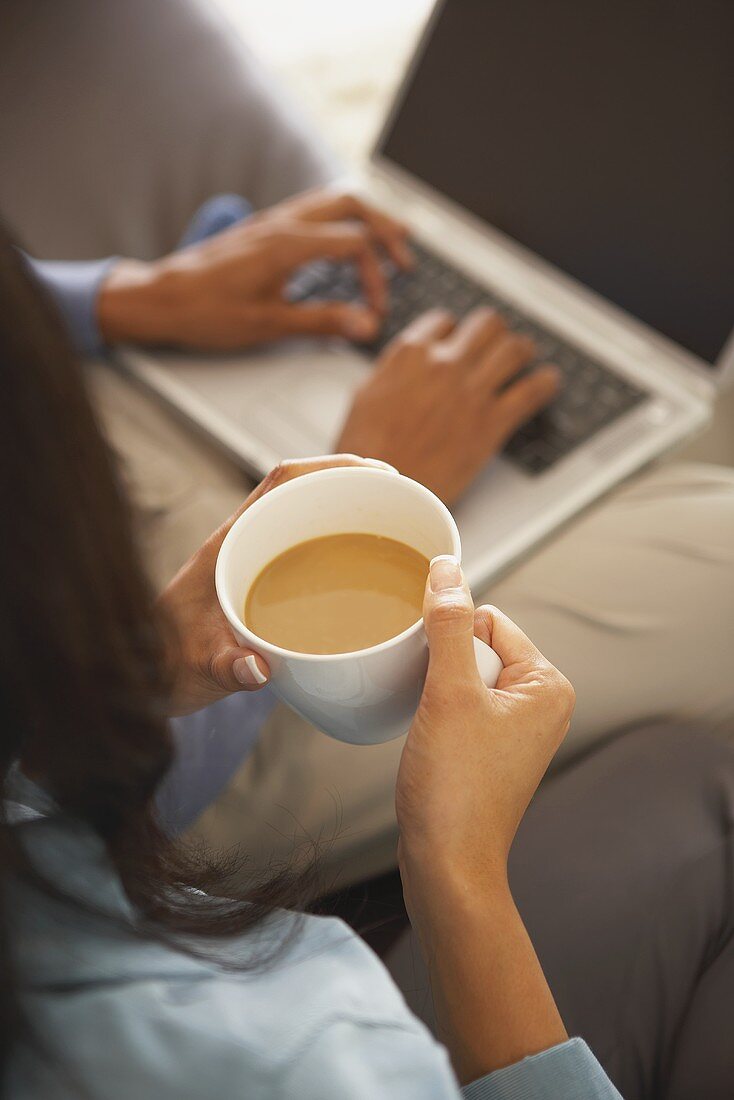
[216,466,502,745]
[244,533,429,654]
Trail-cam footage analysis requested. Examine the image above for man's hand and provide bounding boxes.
[97,189,411,350]
[336,307,560,504]
[157,454,393,716]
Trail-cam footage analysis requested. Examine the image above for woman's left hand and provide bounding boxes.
[157,454,392,716]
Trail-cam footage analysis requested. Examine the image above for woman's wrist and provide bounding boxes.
[404,865,567,1084]
[410,869,513,926]
[400,833,509,903]
[400,844,511,943]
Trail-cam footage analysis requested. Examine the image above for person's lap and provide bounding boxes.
[493,461,734,760]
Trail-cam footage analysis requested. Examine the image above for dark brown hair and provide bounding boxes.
[0,226,315,1084]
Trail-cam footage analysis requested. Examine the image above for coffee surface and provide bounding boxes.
[245,533,429,654]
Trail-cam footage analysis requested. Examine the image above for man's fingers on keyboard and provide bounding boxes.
[299,192,413,270]
[393,308,456,349]
[345,196,414,270]
[496,365,561,432]
[274,301,380,341]
[438,306,506,364]
[475,332,538,391]
[357,246,388,315]
[276,223,382,271]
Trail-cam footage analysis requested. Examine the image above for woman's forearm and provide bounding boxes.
[408,870,568,1086]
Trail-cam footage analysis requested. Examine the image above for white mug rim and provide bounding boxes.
[215,466,462,663]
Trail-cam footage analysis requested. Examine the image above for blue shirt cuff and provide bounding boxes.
[462,1039,623,1100]
[177,193,252,248]
[27,256,118,356]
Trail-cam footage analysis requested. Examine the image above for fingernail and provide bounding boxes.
[366,458,398,473]
[430,554,462,591]
[233,654,269,686]
[347,311,378,340]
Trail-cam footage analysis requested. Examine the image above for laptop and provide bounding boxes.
[117,0,733,590]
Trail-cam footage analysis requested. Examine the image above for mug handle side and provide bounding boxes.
[473,636,503,689]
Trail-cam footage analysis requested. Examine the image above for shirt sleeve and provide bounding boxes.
[462,1038,623,1100]
[26,256,117,356]
[281,1021,623,1100]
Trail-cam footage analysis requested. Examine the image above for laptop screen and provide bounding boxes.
[378,1,734,365]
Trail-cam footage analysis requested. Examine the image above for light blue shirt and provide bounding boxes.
[25,196,275,832]
[6,770,622,1100]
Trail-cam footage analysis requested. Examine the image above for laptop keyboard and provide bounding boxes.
[289,241,647,475]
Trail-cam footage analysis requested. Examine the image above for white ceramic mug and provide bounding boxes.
[215,467,502,745]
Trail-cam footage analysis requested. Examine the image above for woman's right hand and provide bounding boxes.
[395,556,575,1084]
[397,554,575,901]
